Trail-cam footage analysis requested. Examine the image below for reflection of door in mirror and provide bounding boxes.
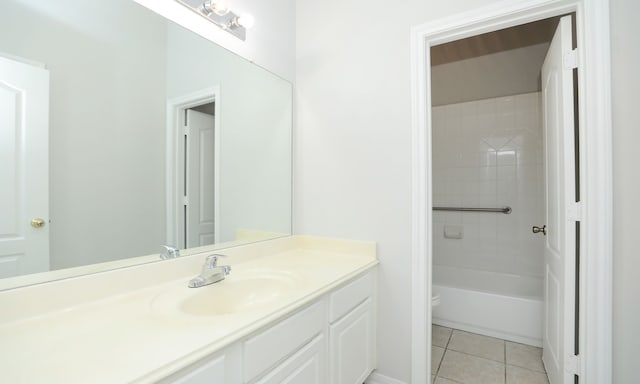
[185,107,216,249]
[167,88,221,250]
[0,55,50,278]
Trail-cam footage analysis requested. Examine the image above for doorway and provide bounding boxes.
[182,104,216,249]
[166,87,221,250]
[409,1,613,384]
[429,15,576,384]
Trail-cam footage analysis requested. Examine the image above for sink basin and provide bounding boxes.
[151,269,305,317]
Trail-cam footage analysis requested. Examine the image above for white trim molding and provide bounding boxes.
[410,1,612,383]
[578,1,613,383]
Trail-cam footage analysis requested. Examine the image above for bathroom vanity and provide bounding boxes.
[0,236,377,384]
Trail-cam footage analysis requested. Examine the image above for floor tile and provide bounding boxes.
[438,350,505,384]
[506,365,549,384]
[506,341,545,373]
[447,330,505,362]
[432,346,445,373]
[434,377,462,384]
[432,324,453,348]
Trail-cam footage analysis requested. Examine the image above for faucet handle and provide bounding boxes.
[161,245,180,260]
[204,254,226,268]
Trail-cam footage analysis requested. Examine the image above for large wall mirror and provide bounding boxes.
[0,0,292,289]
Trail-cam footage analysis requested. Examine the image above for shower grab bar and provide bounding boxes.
[433,206,512,214]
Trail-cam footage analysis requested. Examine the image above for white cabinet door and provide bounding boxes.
[0,55,50,278]
[330,299,374,384]
[254,335,326,384]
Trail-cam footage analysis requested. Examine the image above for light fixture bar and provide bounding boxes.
[175,0,252,41]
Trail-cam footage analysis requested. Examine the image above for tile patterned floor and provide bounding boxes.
[431,325,550,384]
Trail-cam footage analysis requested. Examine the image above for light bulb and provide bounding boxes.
[202,1,229,16]
[236,14,255,29]
[211,2,229,15]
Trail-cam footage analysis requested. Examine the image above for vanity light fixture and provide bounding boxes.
[176,0,254,41]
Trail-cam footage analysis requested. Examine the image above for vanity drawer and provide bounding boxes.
[168,355,225,384]
[243,300,325,382]
[329,272,373,323]
[159,344,242,384]
[253,334,326,384]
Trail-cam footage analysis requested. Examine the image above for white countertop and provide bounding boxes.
[0,236,377,383]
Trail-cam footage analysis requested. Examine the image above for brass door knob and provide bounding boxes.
[31,218,46,228]
[532,225,547,235]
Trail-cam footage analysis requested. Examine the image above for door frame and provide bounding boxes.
[410,0,612,383]
[166,87,221,248]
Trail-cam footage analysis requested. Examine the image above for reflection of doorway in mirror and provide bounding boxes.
[184,106,216,249]
[166,87,221,251]
[0,54,50,278]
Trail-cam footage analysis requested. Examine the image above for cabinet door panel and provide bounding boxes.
[330,299,374,384]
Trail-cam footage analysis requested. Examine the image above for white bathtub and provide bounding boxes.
[432,265,543,347]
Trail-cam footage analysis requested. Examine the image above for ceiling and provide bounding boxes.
[431,16,562,66]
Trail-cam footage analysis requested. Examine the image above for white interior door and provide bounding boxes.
[186,109,216,248]
[0,55,50,278]
[540,16,577,384]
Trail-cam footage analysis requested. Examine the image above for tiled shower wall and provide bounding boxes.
[432,92,545,278]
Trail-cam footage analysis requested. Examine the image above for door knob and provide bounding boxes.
[31,218,46,228]
[532,225,547,235]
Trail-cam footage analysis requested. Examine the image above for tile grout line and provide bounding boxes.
[438,348,507,384]
[504,341,507,384]
[432,327,453,382]
[433,330,447,381]
[438,329,454,379]
[444,348,505,364]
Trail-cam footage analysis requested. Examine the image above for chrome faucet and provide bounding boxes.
[161,245,180,260]
[188,254,231,288]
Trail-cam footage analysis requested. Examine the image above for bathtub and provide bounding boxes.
[432,264,543,347]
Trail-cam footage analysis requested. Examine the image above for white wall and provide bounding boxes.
[431,43,549,105]
[135,0,296,82]
[610,0,640,382]
[0,0,168,269]
[432,93,544,278]
[166,24,292,243]
[295,0,505,381]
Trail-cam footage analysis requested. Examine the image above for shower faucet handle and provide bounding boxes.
[532,225,547,235]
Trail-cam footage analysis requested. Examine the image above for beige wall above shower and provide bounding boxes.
[431,43,549,106]
[431,17,559,106]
